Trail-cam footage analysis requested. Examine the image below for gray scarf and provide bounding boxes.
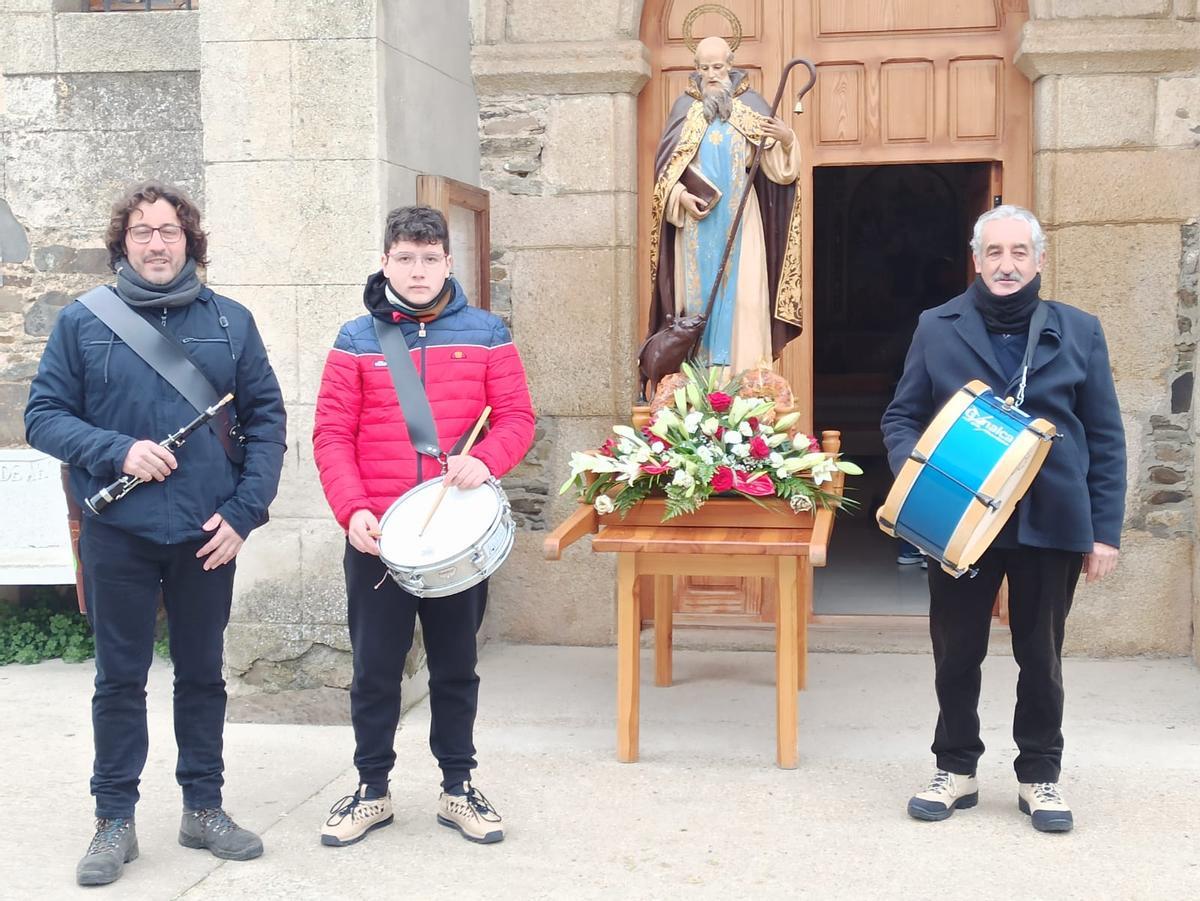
[114,257,203,309]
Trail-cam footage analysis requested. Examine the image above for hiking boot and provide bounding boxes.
[321,785,394,847]
[1019,782,1074,833]
[76,818,138,886]
[907,770,979,821]
[437,782,504,844]
[179,807,264,860]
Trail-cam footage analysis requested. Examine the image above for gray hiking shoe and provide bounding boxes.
[76,817,138,886]
[179,807,264,860]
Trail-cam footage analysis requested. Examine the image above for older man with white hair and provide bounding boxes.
[881,205,1126,833]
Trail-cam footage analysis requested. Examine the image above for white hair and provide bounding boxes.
[970,204,1046,259]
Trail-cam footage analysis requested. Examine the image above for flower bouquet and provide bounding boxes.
[560,364,862,522]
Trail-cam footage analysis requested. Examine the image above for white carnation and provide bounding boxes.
[739,421,753,437]
[671,469,694,489]
[594,495,615,514]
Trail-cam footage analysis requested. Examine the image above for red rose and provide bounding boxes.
[749,436,770,459]
[715,425,726,439]
[710,466,735,493]
[747,417,759,431]
[641,463,669,475]
[808,435,821,452]
[599,437,618,457]
[734,471,775,497]
[707,392,733,413]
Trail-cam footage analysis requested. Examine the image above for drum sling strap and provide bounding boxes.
[1010,302,1049,409]
[77,286,245,465]
[373,318,472,463]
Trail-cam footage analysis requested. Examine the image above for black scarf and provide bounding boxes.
[970,273,1042,334]
[113,257,203,309]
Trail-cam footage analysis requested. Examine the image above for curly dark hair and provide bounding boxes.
[105,180,208,271]
[383,205,450,254]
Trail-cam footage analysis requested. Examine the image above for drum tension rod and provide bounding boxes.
[908,450,1001,510]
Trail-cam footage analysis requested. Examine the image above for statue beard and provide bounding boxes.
[702,81,734,122]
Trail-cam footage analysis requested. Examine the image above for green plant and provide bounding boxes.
[0,601,94,665]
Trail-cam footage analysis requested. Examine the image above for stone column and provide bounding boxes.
[1018,2,1200,658]
[470,1,649,645]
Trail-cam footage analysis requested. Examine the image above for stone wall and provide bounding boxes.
[1019,2,1200,657]
[0,4,202,447]
[202,1,486,693]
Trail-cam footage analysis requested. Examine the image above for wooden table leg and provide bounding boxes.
[775,555,799,769]
[654,574,673,687]
[797,559,812,691]
[616,552,640,762]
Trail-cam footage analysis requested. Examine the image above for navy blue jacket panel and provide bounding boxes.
[881,290,1126,553]
[24,286,287,544]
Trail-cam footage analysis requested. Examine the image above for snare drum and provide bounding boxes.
[378,477,515,598]
[877,380,1056,578]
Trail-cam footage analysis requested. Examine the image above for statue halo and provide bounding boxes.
[682,4,743,55]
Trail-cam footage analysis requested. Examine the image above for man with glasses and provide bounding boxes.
[25,181,286,885]
[313,205,534,847]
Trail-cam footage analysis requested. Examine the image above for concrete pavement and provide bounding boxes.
[1,645,1198,899]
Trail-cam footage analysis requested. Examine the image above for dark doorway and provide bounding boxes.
[812,162,990,615]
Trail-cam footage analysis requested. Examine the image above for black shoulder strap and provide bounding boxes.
[372,318,443,461]
[77,287,245,465]
[1012,302,1050,409]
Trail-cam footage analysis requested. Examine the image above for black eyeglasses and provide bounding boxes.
[126,224,184,244]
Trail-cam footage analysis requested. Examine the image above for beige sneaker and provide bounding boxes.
[1019,782,1073,833]
[321,785,394,847]
[907,770,979,821]
[437,783,504,844]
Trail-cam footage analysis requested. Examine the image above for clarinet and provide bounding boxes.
[85,393,236,515]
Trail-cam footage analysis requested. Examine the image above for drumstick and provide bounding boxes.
[417,405,492,537]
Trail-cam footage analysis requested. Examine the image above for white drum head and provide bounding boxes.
[379,478,501,568]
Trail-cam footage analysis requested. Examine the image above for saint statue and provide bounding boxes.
[646,35,804,378]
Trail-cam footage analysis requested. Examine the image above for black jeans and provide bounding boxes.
[345,543,487,792]
[928,544,1083,783]
[80,518,235,819]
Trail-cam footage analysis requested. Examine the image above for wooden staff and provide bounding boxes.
[417,405,492,537]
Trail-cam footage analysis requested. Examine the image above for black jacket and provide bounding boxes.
[881,286,1126,552]
[25,286,286,544]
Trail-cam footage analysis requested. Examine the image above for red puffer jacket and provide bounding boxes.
[313,274,535,529]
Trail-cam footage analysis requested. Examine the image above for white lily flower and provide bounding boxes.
[774,411,802,433]
[612,424,643,444]
[766,432,790,447]
[739,421,753,437]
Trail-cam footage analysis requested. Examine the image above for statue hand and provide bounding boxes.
[679,191,711,220]
[762,117,794,150]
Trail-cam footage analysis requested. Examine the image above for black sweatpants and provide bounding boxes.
[80,517,235,819]
[928,544,1083,783]
[345,543,487,793]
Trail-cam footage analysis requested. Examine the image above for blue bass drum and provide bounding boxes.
[877,380,1056,578]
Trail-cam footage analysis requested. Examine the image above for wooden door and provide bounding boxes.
[636,0,1031,627]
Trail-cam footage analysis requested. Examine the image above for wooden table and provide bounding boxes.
[545,434,842,769]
